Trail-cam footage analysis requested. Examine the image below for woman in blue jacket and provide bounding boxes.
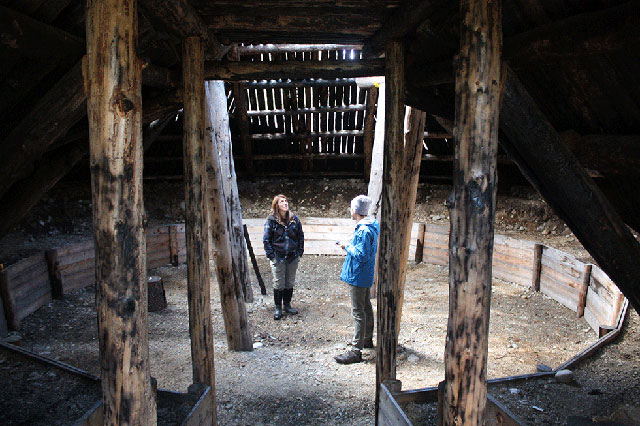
[263,194,304,320]
[335,195,379,364]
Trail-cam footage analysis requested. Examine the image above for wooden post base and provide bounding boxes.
[148,276,167,312]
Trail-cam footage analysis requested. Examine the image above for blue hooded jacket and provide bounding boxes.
[340,216,380,288]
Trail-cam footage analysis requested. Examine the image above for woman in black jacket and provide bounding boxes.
[263,194,304,320]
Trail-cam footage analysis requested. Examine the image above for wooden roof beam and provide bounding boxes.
[0,5,84,60]
[138,0,227,60]
[237,44,363,54]
[204,59,384,81]
[362,0,438,58]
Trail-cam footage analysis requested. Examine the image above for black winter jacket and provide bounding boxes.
[263,214,304,263]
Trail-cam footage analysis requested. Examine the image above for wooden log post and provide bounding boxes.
[181,37,216,419]
[243,224,267,295]
[203,81,253,352]
[363,85,379,181]
[45,249,63,300]
[368,81,385,299]
[443,1,502,425]
[376,41,405,423]
[394,107,427,339]
[85,0,155,424]
[577,264,592,318]
[415,223,426,263]
[147,276,167,312]
[207,81,254,303]
[532,243,543,292]
[233,83,255,180]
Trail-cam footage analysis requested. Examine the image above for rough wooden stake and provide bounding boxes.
[181,37,216,422]
[85,0,155,423]
[443,1,502,425]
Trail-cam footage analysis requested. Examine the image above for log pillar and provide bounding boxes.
[204,81,253,351]
[85,0,155,424]
[443,1,502,425]
[181,36,217,420]
[207,81,254,303]
[375,40,405,423]
[394,107,426,339]
[363,85,379,182]
[233,83,255,180]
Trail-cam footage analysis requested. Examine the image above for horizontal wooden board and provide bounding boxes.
[539,273,580,312]
[56,248,96,268]
[17,290,52,321]
[62,274,95,293]
[10,270,50,301]
[53,240,94,257]
[7,261,49,290]
[6,254,47,278]
[16,280,51,311]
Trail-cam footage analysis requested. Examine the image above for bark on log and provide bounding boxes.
[181,38,217,417]
[0,60,86,199]
[204,59,384,81]
[443,1,502,425]
[500,65,640,316]
[203,81,253,352]
[85,0,155,423]
[376,41,405,423]
[206,81,254,303]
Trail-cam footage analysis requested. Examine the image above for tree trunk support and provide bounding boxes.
[375,41,405,424]
[207,81,254,303]
[181,36,217,422]
[203,81,253,352]
[443,1,502,425]
[85,0,155,423]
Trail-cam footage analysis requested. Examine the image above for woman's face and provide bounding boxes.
[277,197,289,215]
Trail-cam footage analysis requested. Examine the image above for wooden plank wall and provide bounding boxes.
[584,266,625,330]
[228,47,373,176]
[0,219,625,333]
[0,253,51,329]
[539,246,586,312]
[419,222,625,331]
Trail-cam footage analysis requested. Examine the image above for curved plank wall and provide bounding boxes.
[0,218,625,334]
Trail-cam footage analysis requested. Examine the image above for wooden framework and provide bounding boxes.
[2,1,640,425]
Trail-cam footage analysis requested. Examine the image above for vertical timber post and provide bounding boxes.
[233,83,255,180]
[182,36,217,420]
[363,85,379,182]
[444,1,502,425]
[204,82,253,352]
[375,40,405,423]
[85,0,156,424]
[394,107,426,339]
[207,81,254,303]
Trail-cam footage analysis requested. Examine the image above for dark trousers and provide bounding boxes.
[350,285,374,351]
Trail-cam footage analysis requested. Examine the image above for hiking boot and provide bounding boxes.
[283,304,298,315]
[274,306,283,320]
[334,350,362,364]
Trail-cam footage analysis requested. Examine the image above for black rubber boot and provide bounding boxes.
[283,288,298,315]
[274,289,283,320]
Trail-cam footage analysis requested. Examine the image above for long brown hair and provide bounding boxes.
[270,194,291,223]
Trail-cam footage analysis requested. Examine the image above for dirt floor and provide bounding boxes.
[1,178,639,425]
